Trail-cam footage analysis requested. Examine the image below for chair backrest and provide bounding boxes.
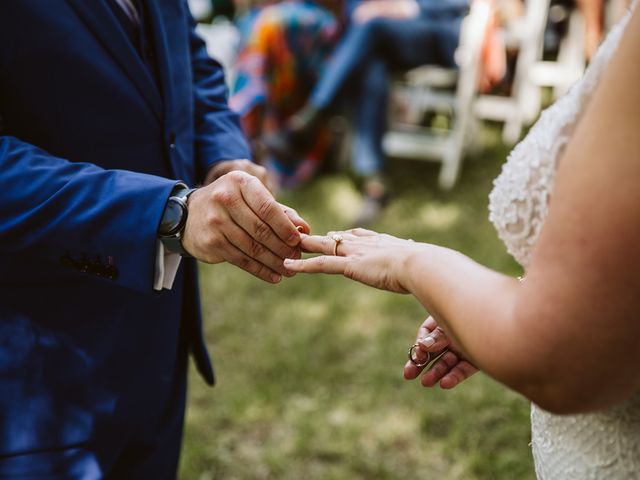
[383,0,493,189]
[453,0,492,114]
[510,0,550,122]
[473,0,552,142]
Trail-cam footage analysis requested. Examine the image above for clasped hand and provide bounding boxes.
[405,316,479,389]
[182,160,309,283]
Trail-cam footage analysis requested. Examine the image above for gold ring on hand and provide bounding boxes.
[408,343,431,368]
[331,234,343,256]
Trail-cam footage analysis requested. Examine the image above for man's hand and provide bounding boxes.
[204,159,274,192]
[182,170,309,283]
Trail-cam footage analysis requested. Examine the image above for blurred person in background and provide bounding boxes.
[285,3,640,478]
[0,1,308,477]
[229,0,344,189]
[264,0,469,223]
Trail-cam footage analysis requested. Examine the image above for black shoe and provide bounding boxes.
[351,195,384,227]
[351,176,390,227]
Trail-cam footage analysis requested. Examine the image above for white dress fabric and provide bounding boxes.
[488,6,640,479]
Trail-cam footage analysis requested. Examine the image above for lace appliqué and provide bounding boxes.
[487,7,640,479]
[531,395,640,480]
[488,11,630,268]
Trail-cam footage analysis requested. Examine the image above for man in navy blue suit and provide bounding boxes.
[0,1,308,477]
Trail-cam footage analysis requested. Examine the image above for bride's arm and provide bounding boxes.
[285,6,640,414]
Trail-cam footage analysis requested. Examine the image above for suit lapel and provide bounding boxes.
[66,0,163,121]
[145,0,182,130]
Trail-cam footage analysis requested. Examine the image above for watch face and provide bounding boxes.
[159,198,187,237]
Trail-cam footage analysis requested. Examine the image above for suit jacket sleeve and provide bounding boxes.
[0,135,178,293]
[187,9,252,178]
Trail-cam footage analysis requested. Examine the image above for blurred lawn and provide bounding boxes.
[179,127,534,480]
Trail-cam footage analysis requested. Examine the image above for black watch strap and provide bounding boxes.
[159,184,197,257]
[162,235,191,257]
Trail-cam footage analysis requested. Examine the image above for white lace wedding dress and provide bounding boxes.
[487,5,640,479]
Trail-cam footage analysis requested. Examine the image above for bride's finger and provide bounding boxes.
[299,233,356,256]
[405,316,438,379]
[415,316,438,342]
[404,359,423,380]
[423,316,438,330]
[326,231,360,243]
[346,227,378,237]
[439,361,479,389]
[418,326,448,353]
[404,345,448,381]
[299,234,338,255]
[283,255,347,274]
[420,350,460,387]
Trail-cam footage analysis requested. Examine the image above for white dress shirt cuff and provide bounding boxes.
[153,240,182,291]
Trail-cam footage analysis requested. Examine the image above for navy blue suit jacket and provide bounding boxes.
[0,0,250,457]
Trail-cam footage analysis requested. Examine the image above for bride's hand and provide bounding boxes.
[405,316,479,389]
[283,228,420,293]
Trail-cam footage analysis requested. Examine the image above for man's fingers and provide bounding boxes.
[222,221,297,277]
[205,159,269,186]
[242,161,268,179]
[279,203,310,234]
[221,237,283,283]
[237,173,300,246]
[212,173,301,259]
[242,162,274,192]
[227,204,299,261]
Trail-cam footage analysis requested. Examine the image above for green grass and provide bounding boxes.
[179,128,534,480]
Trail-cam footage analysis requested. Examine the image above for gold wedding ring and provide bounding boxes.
[331,234,343,256]
[408,343,431,368]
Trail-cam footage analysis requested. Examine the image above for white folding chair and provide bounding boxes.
[474,0,586,144]
[382,0,492,190]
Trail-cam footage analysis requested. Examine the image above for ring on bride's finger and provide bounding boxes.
[331,234,344,256]
[408,343,431,368]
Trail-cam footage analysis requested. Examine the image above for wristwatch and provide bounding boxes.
[158,183,197,257]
